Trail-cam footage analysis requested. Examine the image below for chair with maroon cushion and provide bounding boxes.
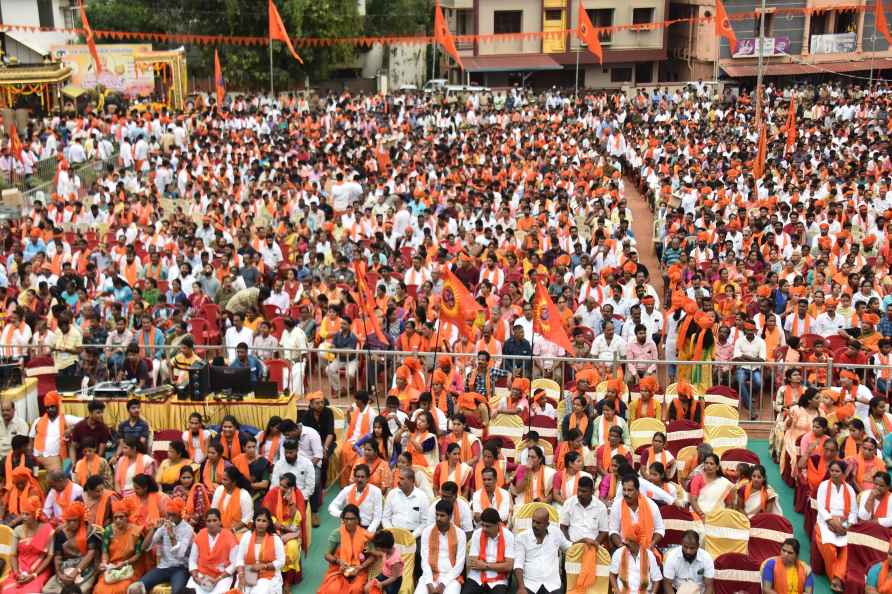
[151,429,185,464]
[264,359,292,393]
[463,414,485,440]
[24,356,58,405]
[719,448,761,479]
[665,419,704,456]
[827,335,849,352]
[800,333,823,351]
[843,521,892,594]
[635,444,650,470]
[657,504,699,552]
[529,414,558,448]
[705,385,740,408]
[713,553,761,594]
[747,513,794,566]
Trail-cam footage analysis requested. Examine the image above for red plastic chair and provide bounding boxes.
[826,334,849,352]
[188,317,220,345]
[714,553,761,594]
[157,279,169,293]
[747,513,793,566]
[270,316,287,340]
[263,303,282,320]
[264,359,292,393]
[201,303,221,329]
[151,429,184,464]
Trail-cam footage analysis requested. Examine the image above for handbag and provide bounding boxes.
[103,564,134,585]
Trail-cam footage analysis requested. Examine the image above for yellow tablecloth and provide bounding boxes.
[61,394,297,430]
[2,378,39,423]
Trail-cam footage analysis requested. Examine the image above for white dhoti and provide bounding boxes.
[289,361,306,395]
[185,575,234,594]
[241,576,283,594]
[414,577,461,594]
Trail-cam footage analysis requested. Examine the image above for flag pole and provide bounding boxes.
[754,0,766,128]
[269,41,275,96]
[428,316,445,391]
[574,42,581,97]
[353,275,382,414]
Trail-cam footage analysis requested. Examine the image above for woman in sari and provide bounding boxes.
[394,411,438,472]
[678,308,715,389]
[185,508,237,594]
[124,475,168,532]
[735,464,782,517]
[1,496,53,594]
[642,431,676,479]
[200,443,229,493]
[846,437,886,493]
[93,499,143,594]
[256,416,283,464]
[44,502,101,594]
[552,450,593,508]
[262,474,307,589]
[236,508,285,594]
[815,460,857,593]
[433,443,471,499]
[689,454,734,517]
[155,441,191,493]
[470,443,506,492]
[318,504,374,594]
[771,369,806,462]
[82,475,114,530]
[354,440,391,492]
[353,418,392,469]
[510,446,556,506]
[781,390,822,483]
[647,462,685,507]
[172,465,209,529]
[210,466,253,535]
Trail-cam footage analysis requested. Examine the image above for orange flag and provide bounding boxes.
[214,49,225,112]
[877,0,892,45]
[532,280,574,354]
[79,0,102,74]
[753,123,767,179]
[439,267,481,339]
[714,0,737,51]
[784,97,796,154]
[269,0,303,64]
[576,3,603,64]
[7,124,23,162]
[434,0,463,69]
[352,261,388,344]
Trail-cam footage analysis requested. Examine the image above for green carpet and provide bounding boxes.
[297,441,831,593]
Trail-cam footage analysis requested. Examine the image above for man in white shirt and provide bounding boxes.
[560,477,608,545]
[382,468,430,538]
[270,440,315,501]
[471,466,512,525]
[42,471,84,523]
[223,313,254,363]
[732,322,767,418]
[465,508,516,594]
[328,464,383,531]
[514,508,570,594]
[814,301,845,337]
[609,527,663,594]
[662,530,715,594]
[590,321,626,358]
[415,500,466,594]
[857,471,892,527]
[430,481,474,536]
[609,476,666,549]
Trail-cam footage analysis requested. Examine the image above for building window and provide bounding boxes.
[37,0,54,28]
[753,12,774,37]
[545,9,563,22]
[587,8,613,42]
[632,7,654,25]
[810,12,829,35]
[635,62,653,83]
[494,10,522,34]
[611,67,633,83]
[835,10,856,33]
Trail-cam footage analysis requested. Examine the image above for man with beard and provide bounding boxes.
[661,530,715,594]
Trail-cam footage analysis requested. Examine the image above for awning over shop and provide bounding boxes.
[462,54,563,73]
[722,58,892,77]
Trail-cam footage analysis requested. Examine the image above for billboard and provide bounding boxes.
[50,44,155,96]
[809,32,857,55]
[733,37,790,58]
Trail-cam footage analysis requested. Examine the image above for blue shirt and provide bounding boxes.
[231,354,264,382]
[879,315,892,338]
[22,239,46,263]
[867,561,890,588]
[118,417,151,445]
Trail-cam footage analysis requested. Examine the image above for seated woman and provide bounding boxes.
[263,473,307,589]
[630,375,662,422]
[815,460,857,593]
[155,441,192,493]
[646,462,685,507]
[235,508,285,594]
[0,495,53,594]
[44,502,102,594]
[353,417,393,468]
[736,464,782,517]
[442,414,481,467]
[470,442,507,492]
[93,499,143,594]
[433,443,471,499]
[318,504,374,594]
[552,450,593,508]
[592,405,629,449]
[186,508,237,594]
[82,475,114,529]
[510,445,555,506]
[594,426,632,478]
[642,431,676,479]
[394,411,438,472]
[114,437,156,497]
[72,438,112,490]
[172,465,210,530]
[124,475,169,531]
[846,437,886,494]
[561,395,593,444]
[200,443,230,493]
[2,467,44,528]
[210,466,253,535]
[689,453,734,517]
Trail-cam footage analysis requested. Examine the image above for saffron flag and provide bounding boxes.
[439,267,481,339]
[877,0,892,45]
[434,0,464,69]
[269,0,303,64]
[714,0,737,52]
[79,0,102,74]
[785,97,796,154]
[532,280,574,354]
[576,3,603,64]
[352,261,388,344]
[214,49,225,112]
[7,124,23,162]
[753,123,767,180]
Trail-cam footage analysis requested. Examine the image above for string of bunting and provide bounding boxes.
[0,3,882,49]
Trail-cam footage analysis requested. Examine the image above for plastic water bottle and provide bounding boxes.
[81,375,90,400]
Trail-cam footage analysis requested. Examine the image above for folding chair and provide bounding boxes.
[386,527,417,594]
[629,418,666,450]
[488,413,527,443]
[704,509,750,558]
[512,502,559,534]
[704,403,739,427]
[715,553,761,594]
[747,513,794,566]
[564,543,610,594]
[704,424,748,455]
[666,419,704,456]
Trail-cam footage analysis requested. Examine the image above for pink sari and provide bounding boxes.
[1,522,53,594]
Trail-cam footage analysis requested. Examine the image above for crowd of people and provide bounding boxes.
[1,78,892,594]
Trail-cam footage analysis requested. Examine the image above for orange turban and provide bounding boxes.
[840,370,859,383]
[864,236,877,247]
[62,501,86,520]
[639,376,659,393]
[677,381,694,398]
[44,391,61,407]
[695,312,715,331]
[623,261,637,274]
[29,229,41,239]
[863,313,881,325]
[431,369,448,386]
[403,357,422,372]
[670,291,686,309]
[756,286,772,298]
[166,499,185,515]
[395,366,411,380]
[305,391,324,402]
[11,466,33,480]
[606,379,623,394]
[697,232,710,242]
[512,377,530,394]
[457,392,484,410]
[576,369,598,385]
[437,356,452,370]
[111,498,133,515]
[20,496,42,515]
[556,255,572,267]
[825,298,838,307]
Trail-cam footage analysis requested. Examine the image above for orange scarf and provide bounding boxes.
[878,562,892,594]
[347,484,370,508]
[672,398,702,423]
[855,455,885,490]
[346,406,372,441]
[75,455,101,486]
[436,461,467,491]
[34,414,67,458]
[646,447,668,469]
[272,488,296,523]
[245,531,276,579]
[479,486,504,511]
[337,526,370,566]
[782,384,804,407]
[195,528,237,579]
[220,435,242,460]
[138,327,156,358]
[569,412,589,436]
[429,524,459,581]
[468,368,493,397]
[4,453,25,489]
[601,444,629,472]
[525,465,546,501]
[618,546,650,594]
[824,480,852,519]
[202,459,225,490]
[115,454,145,492]
[478,526,507,583]
[871,414,892,440]
[773,557,808,594]
[620,496,655,550]
[220,487,243,529]
[873,492,892,521]
[742,482,769,514]
[186,430,207,462]
[474,461,505,488]
[634,398,656,419]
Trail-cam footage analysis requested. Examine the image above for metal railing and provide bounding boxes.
[10,341,888,423]
[21,151,118,208]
